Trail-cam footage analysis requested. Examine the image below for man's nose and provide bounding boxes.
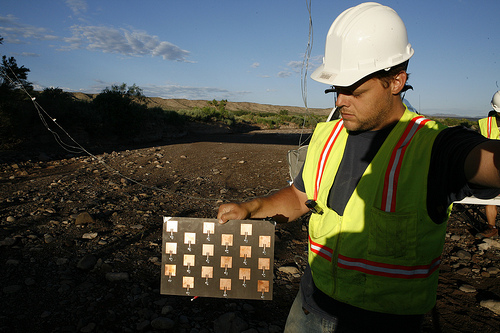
[336,93,348,107]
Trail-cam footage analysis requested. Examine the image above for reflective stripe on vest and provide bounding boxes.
[313,119,344,201]
[381,116,430,212]
[487,116,493,138]
[309,234,333,262]
[337,254,441,279]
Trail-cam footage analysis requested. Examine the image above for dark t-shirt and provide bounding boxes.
[327,124,395,216]
[293,124,500,325]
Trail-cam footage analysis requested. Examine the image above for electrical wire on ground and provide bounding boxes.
[1,66,283,203]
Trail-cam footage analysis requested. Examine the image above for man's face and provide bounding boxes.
[334,77,399,132]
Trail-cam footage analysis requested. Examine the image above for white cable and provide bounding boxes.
[1,67,84,153]
[299,0,314,147]
[1,65,283,203]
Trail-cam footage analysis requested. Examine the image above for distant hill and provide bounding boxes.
[70,92,482,121]
[70,92,333,116]
[424,112,481,120]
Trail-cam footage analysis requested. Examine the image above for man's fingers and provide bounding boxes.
[217,204,235,224]
[217,203,246,224]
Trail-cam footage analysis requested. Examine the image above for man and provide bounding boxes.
[477,90,500,238]
[218,3,500,332]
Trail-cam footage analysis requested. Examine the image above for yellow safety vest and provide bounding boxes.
[302,109,450,315]
[478,116,500,139]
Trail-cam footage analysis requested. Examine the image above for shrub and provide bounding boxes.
[92,87,147,137]
[180,100,235,126]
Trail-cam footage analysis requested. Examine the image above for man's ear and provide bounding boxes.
[391,71,407,95]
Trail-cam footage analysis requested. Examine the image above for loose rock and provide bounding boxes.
[105,272,130,282]
[480,300,500,315]
[77,254,98,270]
[75,212,95,225]
[151,317,175,330]
[459,284,476,293]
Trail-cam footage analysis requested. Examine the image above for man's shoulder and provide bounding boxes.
[432,125,487,152]
[438,125,482,138]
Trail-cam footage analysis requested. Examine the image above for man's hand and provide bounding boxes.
[217,202,250,224]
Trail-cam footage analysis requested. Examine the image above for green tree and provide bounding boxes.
[0,35,36,144]
[0,35,32,96]
[207,99,228,114]
[92,83,148,137]
[103,83,146,103]
[0,55,33,93]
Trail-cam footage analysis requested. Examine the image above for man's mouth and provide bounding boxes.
[340,111,353,119]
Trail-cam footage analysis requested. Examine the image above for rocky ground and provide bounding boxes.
[1,129,499,332]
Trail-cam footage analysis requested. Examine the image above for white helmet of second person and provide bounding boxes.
[492,91,500,113]
[311,2,414,87]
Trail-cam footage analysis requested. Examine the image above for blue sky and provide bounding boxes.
[1,0,499,117]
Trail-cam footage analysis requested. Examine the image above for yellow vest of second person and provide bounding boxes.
[478,116,500,139]
[302,109,450,315]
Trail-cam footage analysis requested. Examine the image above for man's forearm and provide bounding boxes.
[242,185,309,223]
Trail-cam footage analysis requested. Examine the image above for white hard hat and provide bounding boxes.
[311,2,414,87]
[492,90,500,113]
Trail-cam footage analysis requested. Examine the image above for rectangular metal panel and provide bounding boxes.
[160,217,275,300]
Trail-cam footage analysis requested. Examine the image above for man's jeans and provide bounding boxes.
[284,291,337,333]
[284,288,425,333]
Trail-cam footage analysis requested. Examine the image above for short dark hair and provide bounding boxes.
[488,110,498,117]
[368,60,410,91]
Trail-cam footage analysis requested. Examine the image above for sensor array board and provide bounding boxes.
[160,217,275,300]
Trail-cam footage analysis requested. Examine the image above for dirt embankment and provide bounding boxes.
[70,92,333,116]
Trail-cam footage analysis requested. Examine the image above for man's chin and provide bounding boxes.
[342,119,360,131]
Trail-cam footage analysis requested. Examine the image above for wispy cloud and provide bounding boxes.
[63,25,192,62]
[143,84,249,100]
[251,62,260,68]
[0,15,59,44]
[65,0,87,16]
[0,14,191,62]
[287,60,303,72]
[12,52,40,57]
[276,55,323,78]
[277,71,292,78]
